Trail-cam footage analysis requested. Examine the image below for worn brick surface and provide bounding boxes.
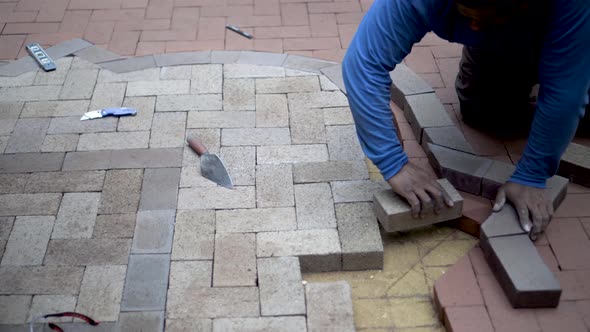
[326,125,364,161]
[160,65,192,80]
[89,82,126,110]
[132,210,175,254]
[219,146,256,186]
[222,128,291,146]
[28,295,77,323]
[157,94,222,111]
[213,233,256,287]
[117,311,164,332]
[256,76,320,94]
[0,217,14,241]
[216,207,296,233]
[255,94,289,128]
[98,68,159,83]
[0,295,30,324]
[290,108,326,144]
[213,317,307,332]
[121,254,170,311]
[0,265,83,295]
[166,319,213,332]
[99,169,143,214]
[257,256,306,316]
[41,134,79,152]
[191,64,223,94]
[110,148,183,169]
[48,116,118,134]
[169,261,212,289]
[293,161,368,183]
[76,265,127,321]
[223,78,255,111]
[256,164,294,208]
[305,281,355,332]
[335,202,384,270]
[62,151,112,171]
[178,186,255,209]
[188,111,255,128]
[21,100,89,118]
[118,96,156,132]
[59,69,98,100]
[78,131,150,151]
[93,214,136,238]
[0,174,27,194]
[331,180,390,203]
[0,102,23,136]
[5,118,50,153]
[0,193,62,216]
[294,183,336,229]
[172,210,215,260]
[323,107,354,125]
[288,91,349,110]
[127,80,190,96]
[139,168,180,211]
[52,192,100,239]
[0,86,61,102]
[1,216,54,266]
[224,64,284,78]
[45,238,131,266]
[0,71,35,88]
[150,112,187,148]
[257,144,329,164]
[167,287,260,319]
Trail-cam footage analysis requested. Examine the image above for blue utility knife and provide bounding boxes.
[80,107,137,121]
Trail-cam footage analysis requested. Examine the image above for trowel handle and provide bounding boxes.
[187,136,208,156]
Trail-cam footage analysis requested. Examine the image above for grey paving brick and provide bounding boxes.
[48,116,117,134]
[183,129,220,165]
[21,100,90,118]
[481,161,516,199]
[118,96,156,132]
[27,295,77,323]
[131,210,175,254]
[211,50,241,64]
[93,214,136,238]
[213,317,307,332]
[74,45,124,64]
[117,311,164,332]
[169,261,212,289]
[1,216,54,266]
[78,131,150,150]
[52,192,100,239]
[305,281,355,332]
[224,64,285,78]
[76,265,127,321]
[99,55,157,74]
[5,118,50,153]
[216,207,296,233]
[139,168,180,211]
[256,94,289,128]
[0,193,61,216]
[0,85,61,102]
[0,265,83,295]
[44,238,131,266]
[149,112,187,148]
[256,164,294,208]
[293,161,368,183]
[110,148,183,169]
[0,102,22,135]
[99,169,143,214]
[237,51,287,67]
[154,51,210,67]
[156,94,222,111]
[547,175,569,210]
[161,65,192,80]
[0,217,14,241]
[171,210,215,260]
[0,152,64,173]
[89,82,126,110]
[557,142,590,187]
[71,57,101,69]
[166,319,212,332]
[45,39,92,59]
[257,229,342,272]
[0,136,7,153]
[62,151,111,171]
[481,234,561,308]
[127,80,190,96]
[187,111,255,128]
[0,175,26,194]
[404,93,454,139]
[290,108,326,144]
[38,322,118,332]
[0,71,35,87]
[288,91,349,110]
[0,295,31,324]
[191,64,222,94]
[331,180,390,203]
[213,233,256,287]
[425,143,493,195]
[294,183,336,229]
[223,78,255,111]
[256,76,320,94]
[480,205,526,242]
[98,68,160,83]
[177,186,255,209]
[320,74,340,91]
[326,125,364,161]
[320,65,345,93]
[222,128,291,146]
[335,203,384,270]
[179,165,218,188]
[33,57,72,86]
[41,134,79,152]
[422,126,475,153]
[389,63,434,104]
[323,107,353,125]
[283,55,337,74]
[25,170,105,193]
[167,287,260,319]
[257,256,305,316]
[373,178,464,233]
[59,69,98,100]
[121,254,170,312]
[257,144,329,164]
[220,146,255,186]
[0,54,37,77]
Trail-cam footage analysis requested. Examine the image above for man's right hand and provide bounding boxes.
[387,161,454,218]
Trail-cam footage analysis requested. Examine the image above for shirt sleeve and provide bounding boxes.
[509,0,590,188]
[341,0,431,181]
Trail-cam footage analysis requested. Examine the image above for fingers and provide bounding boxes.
[424,183,444,213]
[406,192,421,219]
[415,189,434,217]
[516,203,533,233]
[493,187,506,212]
[530,203,544,238]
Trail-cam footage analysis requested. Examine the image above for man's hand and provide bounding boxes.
[387,161,454,218]
[493,181,554,237]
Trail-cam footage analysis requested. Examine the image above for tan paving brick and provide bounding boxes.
[1,216,54,266]
[0,265,84,295]
[223,78,255,111]
[76,265,126,322]
[258,256,306,316]
[216,207,296,233]
[52,192,100,239]
[127,80,190,96]
[172,210,215,260]
[257,144,329,164]
[157,94,222,112]
[118,96,155,131]
[25,170,105,193]
[0,295,31,324]
[89,82,126,110]
[222,128,291,146]
[295,183,337,229]
[167,287,260,319]
[290,107,327,144]
[78,131,150,150]
[169,261,212,289]
[21,100,90,118]
[150,112,187,148]
[27,295,77,323]
[41,134,79,152]
[0,174,27,194]
[256,164,294,207]
[213,233,257,287]
[191,64,223,94]
[0,193,62,216]
[256,76,320,93]
[187,111,255,129]
[219,146,256,186]
[44,238,131,266]
[99,169,143,214]
[255,94,289,128]
[93,214,136,238]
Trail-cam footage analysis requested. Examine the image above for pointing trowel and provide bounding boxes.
[187,136,234,189]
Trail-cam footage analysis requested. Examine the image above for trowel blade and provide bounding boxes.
[201,153,234,189]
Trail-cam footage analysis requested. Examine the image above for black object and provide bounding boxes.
[26,43,56,72]
[226,25,253,39]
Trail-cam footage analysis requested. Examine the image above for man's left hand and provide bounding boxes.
[492,181,554,238]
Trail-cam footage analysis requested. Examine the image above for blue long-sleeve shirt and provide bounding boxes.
[342,0,590,188]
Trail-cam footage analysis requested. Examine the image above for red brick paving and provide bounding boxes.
[3,1,590,330]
